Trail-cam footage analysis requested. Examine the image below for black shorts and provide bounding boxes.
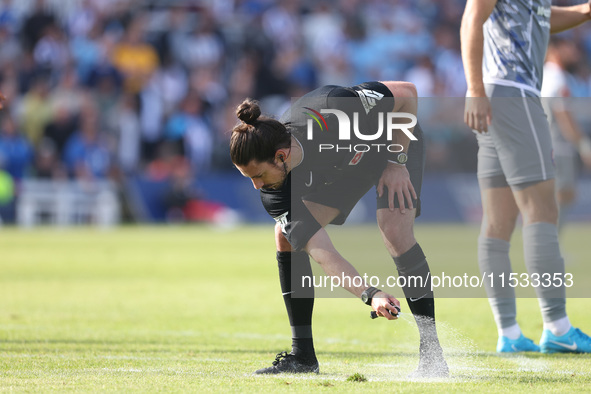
[303,123,424,225]
[260,124,425,251]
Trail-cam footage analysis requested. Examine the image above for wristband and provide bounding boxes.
[388,160,406,167]
[361,286,380,306]
[389,152,408,166]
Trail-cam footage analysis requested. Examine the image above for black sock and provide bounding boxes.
[277,251,316,361]
[392,243,440,349]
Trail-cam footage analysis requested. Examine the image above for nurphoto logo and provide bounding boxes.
[304,108,418,154]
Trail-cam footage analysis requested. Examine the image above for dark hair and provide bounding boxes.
[230,98,291,166]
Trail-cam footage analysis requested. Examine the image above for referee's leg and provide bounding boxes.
[274,224,317,364]
[377,208,432,323]
[377,208,447,377]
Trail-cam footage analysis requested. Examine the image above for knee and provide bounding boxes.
[515,181,559,224]
[275,224,292,252]
[378,219,416,255]
[482,214,517,241]
[521,198,559,225]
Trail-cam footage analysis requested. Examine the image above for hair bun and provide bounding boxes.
[236,98,261,125]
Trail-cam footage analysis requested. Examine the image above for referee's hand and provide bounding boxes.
[0,92,6,110]
[377,162,416,214]
[371,291,400,320]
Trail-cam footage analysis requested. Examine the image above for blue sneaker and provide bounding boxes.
[497,334,540,353]
[540,327,591,354]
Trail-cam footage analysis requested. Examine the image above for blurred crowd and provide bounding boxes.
[1,0,591,191]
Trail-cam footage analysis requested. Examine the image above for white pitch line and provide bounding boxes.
[101,368,144,373]
[0,354,235,363]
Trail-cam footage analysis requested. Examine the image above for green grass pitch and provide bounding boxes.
[1,224,590,391]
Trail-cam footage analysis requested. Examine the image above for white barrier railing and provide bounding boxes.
[17,180,120,227]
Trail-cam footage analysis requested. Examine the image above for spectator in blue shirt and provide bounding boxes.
[64,107,112,180]
[0,115,34,181]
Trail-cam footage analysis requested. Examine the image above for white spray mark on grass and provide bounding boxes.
[508,355,549,373]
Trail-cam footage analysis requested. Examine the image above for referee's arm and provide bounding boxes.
[374,81,418,212]
[379,81,417,155]
[304,227,401,320]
